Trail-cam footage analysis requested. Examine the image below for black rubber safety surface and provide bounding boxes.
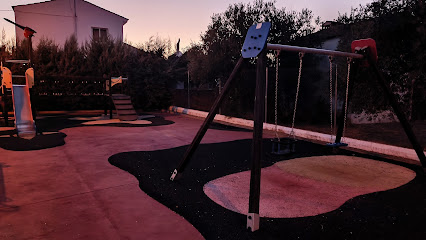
[108,139,426,240]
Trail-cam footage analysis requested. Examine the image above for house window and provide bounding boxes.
[93,27,108,41]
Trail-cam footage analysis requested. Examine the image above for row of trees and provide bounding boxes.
[183,0,322,118]
[185,0,320,89]
[1,0,319,116]
[183,0,426,120]
[1,0,424,119]
[1,34,186,110]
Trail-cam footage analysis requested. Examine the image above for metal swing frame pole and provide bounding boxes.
[267,44,364,59]
[170,57,246,180]
[334,64,338,136]
[103,79,107,116]
[365,51,426,169]
[247,48,267,231]
[109,78,112,119]
[264,67,268,123]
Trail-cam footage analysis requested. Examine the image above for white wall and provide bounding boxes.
[14,0,127,48]
[76,0,127,45]
[14,0,74,47]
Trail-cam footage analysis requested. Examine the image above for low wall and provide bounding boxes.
[171,89,216,112]
[349,110,399,124]
[169,106,425,163]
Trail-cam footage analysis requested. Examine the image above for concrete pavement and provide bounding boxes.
[0,113,254,240]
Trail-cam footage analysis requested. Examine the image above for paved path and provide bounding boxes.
[0,113,254,240]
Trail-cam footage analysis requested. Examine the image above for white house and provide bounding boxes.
[13,0,128,47]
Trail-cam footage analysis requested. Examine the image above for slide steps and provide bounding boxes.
[111,94,138,121]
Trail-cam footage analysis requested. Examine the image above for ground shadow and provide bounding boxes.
[0,163,20,212]
[0,132,66,151]
[0,114,174,151]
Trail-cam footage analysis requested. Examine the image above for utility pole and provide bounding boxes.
[187,70,190,108]
[74,0,77,36]
[218,78,222,114]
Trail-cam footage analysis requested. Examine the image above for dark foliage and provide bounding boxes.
[184,0,319,119]
[5,35,185,111]
[336,0,426,120]
[182,0,425,122]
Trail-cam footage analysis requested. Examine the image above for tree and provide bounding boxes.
[0,29,12,62]
[139,35,172,59]
[58,35,85,75]
[32,38,60,76]
[186,0,317,88]
[336,0,426,119]
[184,0,318,117]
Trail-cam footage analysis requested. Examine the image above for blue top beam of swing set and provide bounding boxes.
[267,43,364,59]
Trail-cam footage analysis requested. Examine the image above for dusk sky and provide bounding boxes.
[1,0,374,50]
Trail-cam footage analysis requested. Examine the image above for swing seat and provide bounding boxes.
[271,138,297,155]
[326,142,348,147]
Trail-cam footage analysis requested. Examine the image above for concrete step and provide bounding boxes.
[111,94,131,100]
[111,94,137,121]
[115,105,135,110]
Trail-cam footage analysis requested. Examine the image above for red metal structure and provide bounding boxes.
[3,18,36,65]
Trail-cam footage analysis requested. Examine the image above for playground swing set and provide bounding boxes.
[270,47,352,155]
[169,22,426,232]
[269,50,299,155]
[1,18,37,139]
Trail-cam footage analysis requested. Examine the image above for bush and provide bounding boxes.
[8,35,183,111]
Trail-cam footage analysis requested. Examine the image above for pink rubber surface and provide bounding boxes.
[204,155,416,218]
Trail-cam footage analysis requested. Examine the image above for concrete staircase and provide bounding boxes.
[111,94,138,121]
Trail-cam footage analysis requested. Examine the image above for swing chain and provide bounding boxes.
[329,56,334,143]
[290,52,304,139]
[274,50,280,141]
[342,57,352,142]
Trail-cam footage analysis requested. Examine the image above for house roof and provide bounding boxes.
[12,0,51,9]
[82,0,128,22]
[13,0,128,22]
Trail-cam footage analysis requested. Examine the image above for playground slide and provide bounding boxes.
[11,84,36,139]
